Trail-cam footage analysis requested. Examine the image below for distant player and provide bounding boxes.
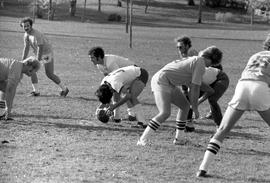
[0,57,40,120]
[137,46,223,146]
[95,65,149,128]
[88,46,138,122]
[20,17,69,97]
[197,39,270,177]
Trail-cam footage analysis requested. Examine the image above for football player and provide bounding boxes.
[20,17,69,97]
[95,65,149,128]
[89,46,138,122]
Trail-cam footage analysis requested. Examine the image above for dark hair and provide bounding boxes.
[175,36,192,48]
[263,35,270,51]
[88,47,105,59]
[201,46,222,65]
[20,17,33,27]
[95,84,113,104]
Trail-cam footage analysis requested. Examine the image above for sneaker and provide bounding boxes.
[128,115,137,121]
[136,139,147,146]
[173,138,187,145]
[131,122,147,128]
[185,126,195,132]
[196,170,208,178]
[113,118,121,123]
[60,88,69,97]
[30,91,40,97]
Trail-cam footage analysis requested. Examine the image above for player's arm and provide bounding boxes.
[22,35,30,60]
[108,85,131,111]
[36,44,44,61]
[198,82,214,105]
[189,83,200,119]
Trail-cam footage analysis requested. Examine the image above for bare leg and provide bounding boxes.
[257,108,270,125]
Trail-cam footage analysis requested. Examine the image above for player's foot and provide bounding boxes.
[132,122,147,128]
[0,113,13,121]
[128,115,137,121]
[136,139,147,146]
[60,88,69,97]
[185,120,195,132]
[113,118,121,123]
[30,91,40,97]
[196,170,208,177]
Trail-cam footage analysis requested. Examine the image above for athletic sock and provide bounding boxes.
[139,119,160,142]
[133,104,146,123]
[175,120,187,139]
[58,83,66,91]
[199,138,221,171]
[113,102,120,120]
[0,100,5,108]
[32,83,39,92]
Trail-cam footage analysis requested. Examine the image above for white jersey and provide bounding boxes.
[202,67,220,85]
[97,54,135,75]
[101,65,141,93]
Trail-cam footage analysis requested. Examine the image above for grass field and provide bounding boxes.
[1,1,270,183]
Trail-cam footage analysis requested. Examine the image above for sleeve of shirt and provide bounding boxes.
[191,58,205,85]
[7,62,22,87]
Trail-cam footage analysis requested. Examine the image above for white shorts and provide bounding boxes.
[40,52,53,64]
[229,80,270,111]
[151,71,175,94]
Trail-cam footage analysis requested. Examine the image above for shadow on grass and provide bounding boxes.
[202,174,270,183]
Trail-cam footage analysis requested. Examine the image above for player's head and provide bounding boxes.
[95,84,113,104]
[88,47,105,65]
[200,46,222,66]
[263,35,270,51]
[175,36,192,56]
[22,56,40,77]
[20,17,33,33]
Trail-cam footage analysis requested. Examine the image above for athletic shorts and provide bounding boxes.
[151,71,175,94]
[40,52,53,64]
[138,68,149,85]
[228,80,270,111]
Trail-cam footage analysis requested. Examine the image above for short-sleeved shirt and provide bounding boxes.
[158,56,206,87]
[240,51,270,86]
[0,58,23,86]
[98,54,135,75]
[24,28,52,55]
[101,65,141,93]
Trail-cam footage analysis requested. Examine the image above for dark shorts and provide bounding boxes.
[138,68,149,85]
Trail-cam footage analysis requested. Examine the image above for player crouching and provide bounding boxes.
[95,65,148,128]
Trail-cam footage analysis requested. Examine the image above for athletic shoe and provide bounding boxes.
[113,118,121,123]
[128,115,137,121]
[0,113,13,121]
[131,122,147,128]
[136,139,147,146]
[60,88,69,97]
[30,91,40,97]
[196,170,208,177]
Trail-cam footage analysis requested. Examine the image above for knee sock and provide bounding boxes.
[127,107,136,117]
[199,138,222,171]
[58,82,66,91]
[113,102,120,120]
[175,120,187,139]
[32,84,39,92]
[133,104,146,123]
[0,100,5,108]
[139,119,160,142]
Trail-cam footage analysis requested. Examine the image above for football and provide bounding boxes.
[96,108,110,123]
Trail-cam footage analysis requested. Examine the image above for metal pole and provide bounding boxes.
[129,0,133,48]
[126,0,129,33]
[33,0,37,22]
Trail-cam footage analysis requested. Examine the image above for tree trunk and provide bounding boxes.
[188,0,195,6]
[69,0,77,16]
[198,0,202,23]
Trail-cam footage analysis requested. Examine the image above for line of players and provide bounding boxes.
[1,16,270,178]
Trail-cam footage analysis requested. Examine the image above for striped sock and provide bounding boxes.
[199,138,221,171]
[148,119,161,131]
[176,120,186,130]
[0,101,5,108]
